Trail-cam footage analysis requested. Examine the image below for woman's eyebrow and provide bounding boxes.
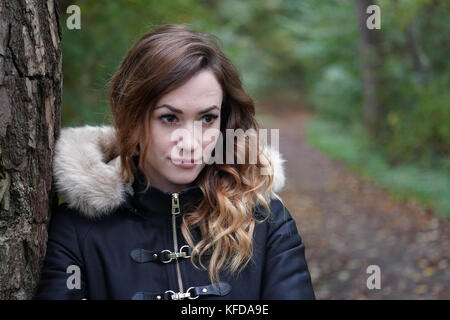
[155,104,219,114]
[199,105,219,114]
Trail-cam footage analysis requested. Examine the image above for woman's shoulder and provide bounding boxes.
[49,198,140,239]
[48,202,97,235]
[50,200,133,227]
[48,200,127,245]
[254,198,297,231]
[252,197,305,255]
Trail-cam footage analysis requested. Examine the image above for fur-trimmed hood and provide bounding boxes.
[52,125,287,218]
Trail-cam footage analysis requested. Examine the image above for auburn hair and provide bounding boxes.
[108,24,274,284]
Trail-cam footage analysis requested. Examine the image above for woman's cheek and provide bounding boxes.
[203,126,220,148]
[149,132,167,161]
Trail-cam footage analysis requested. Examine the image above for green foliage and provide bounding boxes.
[306,118,450,219]
[311,64,362,123]
[295,0,449,171]
[386,75,450,169]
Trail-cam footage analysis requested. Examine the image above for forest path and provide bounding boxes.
[257,100,449,299]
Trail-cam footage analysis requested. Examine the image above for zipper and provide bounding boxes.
[171,192,184,293]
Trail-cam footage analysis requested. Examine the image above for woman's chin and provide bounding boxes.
[166,172,199,187]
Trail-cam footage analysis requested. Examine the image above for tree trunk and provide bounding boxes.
[0,0,62,299]
[354,0,385,140]
[405,20,430,85]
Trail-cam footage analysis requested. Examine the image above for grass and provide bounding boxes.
[305,117,450,219]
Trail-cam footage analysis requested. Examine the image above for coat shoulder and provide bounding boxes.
[253,198,303,244]
[254,198,294,225]
[48,202,98,242]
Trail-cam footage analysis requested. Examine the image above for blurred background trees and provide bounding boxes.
[58,0,449,216]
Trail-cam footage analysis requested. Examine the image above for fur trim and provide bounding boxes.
[53,125,286,218]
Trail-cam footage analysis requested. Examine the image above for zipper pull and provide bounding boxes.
[171,193,180,215]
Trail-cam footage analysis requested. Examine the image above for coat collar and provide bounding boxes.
[53,125,286,219]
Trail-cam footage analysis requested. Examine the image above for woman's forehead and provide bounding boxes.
[156,71,223,109]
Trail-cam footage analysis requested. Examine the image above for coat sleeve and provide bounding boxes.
[34,204,88,300]
[260,199,315,300]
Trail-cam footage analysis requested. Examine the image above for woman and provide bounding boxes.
[35,24,315,300]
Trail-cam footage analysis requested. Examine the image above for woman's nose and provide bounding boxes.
[175,121,203,157]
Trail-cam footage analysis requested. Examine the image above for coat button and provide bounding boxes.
[202,288,208,293]
[153,254,158,260]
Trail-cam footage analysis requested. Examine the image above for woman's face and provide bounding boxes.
[142,70,223,193]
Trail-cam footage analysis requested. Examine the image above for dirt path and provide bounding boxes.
[257,101,450,299]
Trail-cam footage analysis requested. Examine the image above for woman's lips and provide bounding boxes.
[171,158,198,169]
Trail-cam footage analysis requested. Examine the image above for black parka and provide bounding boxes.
[34,125,315,300]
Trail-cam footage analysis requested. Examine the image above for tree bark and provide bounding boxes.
[354,0,385,140]
[0,0,62,299]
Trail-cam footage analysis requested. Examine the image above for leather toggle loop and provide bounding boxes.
[131,281,232,300]
[194,281,232,297]
[130,245,192,264]
[131,291,171,300]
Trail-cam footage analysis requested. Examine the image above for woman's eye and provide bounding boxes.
[159,114,218,126]
[201,114,219,125]
[160,114,178,124]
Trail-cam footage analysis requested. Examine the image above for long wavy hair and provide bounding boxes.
[108,24,274,284]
